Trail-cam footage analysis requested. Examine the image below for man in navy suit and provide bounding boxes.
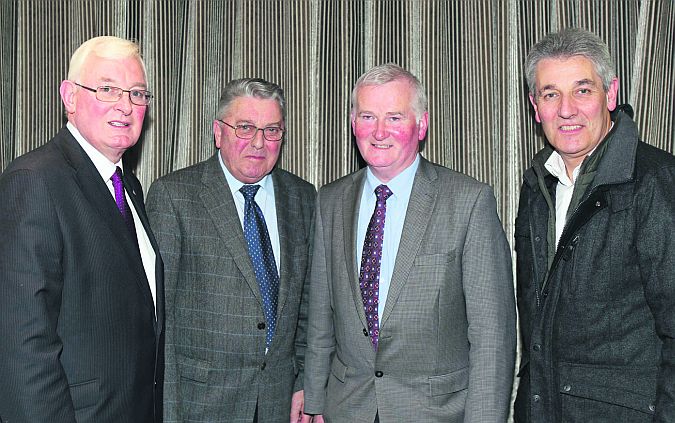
[0,36,164,422]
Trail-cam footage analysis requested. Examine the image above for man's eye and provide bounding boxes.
[99,86,113,93]
[130,90,143,98]
[360,115,374,121]
[238,124,255,131]
[265,127,281,134]
[541,92,557,100]
[578,88,591,94]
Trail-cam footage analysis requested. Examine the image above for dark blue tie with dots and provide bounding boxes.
[240,184,279,347]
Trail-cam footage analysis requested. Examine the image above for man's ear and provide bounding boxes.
[606,77,619,112]
[213,120,223,149]
[417,111,429,140]
[529,92,541,123]
[60,80,77,114]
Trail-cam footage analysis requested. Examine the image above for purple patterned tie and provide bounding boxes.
[111,167,138,240]
[359,184,393,351]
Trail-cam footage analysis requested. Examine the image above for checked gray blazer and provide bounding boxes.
[303,158,516,422]
[146,154,315,423]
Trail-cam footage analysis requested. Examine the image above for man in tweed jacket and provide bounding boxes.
[302,64,516,423]
[147,78,315,423]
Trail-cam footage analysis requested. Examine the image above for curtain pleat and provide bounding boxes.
[2,0,674,246]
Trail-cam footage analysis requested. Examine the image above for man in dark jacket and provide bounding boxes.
[514,28,675,422]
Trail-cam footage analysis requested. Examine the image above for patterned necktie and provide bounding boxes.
[359,184,393,351]
[240,184,280,347]
[111,167,138,240]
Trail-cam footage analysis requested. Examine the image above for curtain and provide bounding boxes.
[2,0,674,248]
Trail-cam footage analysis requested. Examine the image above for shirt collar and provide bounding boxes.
[365,154,420,199]
[67,121,122,181]
[218,153,273,197]
[543,121,614,187]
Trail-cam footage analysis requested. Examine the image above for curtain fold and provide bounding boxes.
[2,0,674,246]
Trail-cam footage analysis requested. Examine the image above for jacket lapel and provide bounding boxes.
[199,156,263,305]
[344,170,370,329]
[55,129,155,313]
[381,159,437,327]
[272,171,293,322]
[124,168,165,332]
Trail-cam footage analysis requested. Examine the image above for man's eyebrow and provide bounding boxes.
[574,78,597,87]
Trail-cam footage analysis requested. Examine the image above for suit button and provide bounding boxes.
[261,362,266,370]
[533,344,541,352]
[649,403,656,412]
[363,328,368,336]
[257,322,266,330]
[375,371,383,377]
[533,394,541,402]
[563,385,571,392]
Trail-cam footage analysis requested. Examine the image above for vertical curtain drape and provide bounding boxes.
[2,0,674,248]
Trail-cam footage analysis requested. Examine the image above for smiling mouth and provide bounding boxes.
[108,121,131,127]
[371,143,392,149]
[559,125,582,131]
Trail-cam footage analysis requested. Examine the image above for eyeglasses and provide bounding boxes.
[218,120,285,142]
[73,82,153,106]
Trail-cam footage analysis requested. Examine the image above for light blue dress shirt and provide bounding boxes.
[218,154,280,274]
[356,154,420,318]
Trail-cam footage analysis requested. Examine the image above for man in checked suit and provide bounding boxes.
[147,78,316,422]
[302,64,516,422]
[0,36,164,422]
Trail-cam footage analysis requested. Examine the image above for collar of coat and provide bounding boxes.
[523,104,639,193]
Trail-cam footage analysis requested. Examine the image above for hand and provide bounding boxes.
[290,390,305,423]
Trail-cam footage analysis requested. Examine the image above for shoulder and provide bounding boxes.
[148,157,213,192]
[420,159,491,195]
[317,168,365,198]
[272,167,316,198]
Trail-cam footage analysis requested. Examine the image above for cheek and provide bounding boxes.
[132,107,147,121]
[353,122,375,139]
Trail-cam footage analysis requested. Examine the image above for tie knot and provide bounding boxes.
[375,184,392,202]
[111,167,123,186]
[240,184,261,201]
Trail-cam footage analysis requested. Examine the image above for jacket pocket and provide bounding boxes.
[428,366,469,397]
[558,362,656,416]
[69,378,99,411]
[178,355,209,384]
[330,355,348,383]
[414,251,455,266]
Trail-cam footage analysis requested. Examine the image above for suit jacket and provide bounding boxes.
[0,127,165,423]
[146,154,316,423]
[303,158,516,423]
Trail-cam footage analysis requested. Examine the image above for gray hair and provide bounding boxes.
[525,27,616,94]
[351,63,428,120]
[216,78,286,121]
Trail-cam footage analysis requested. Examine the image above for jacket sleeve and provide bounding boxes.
[146,179,183,423]
[636,165,675,422]
[0,169,77,422]
[462,185,517,422]
[293,185,317,393]
[302,193,334,414]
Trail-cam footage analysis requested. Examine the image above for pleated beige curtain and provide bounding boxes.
[2,0,674,248]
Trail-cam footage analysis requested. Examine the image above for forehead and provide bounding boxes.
[81,54,146,85]
[355,79,415,111]
[535,55,601,89]
[225,96,283,121]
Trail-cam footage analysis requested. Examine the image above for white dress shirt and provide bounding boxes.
[67,122,157,310]
[357,154,420,318]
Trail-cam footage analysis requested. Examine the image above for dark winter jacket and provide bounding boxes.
[514,108,675,422]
